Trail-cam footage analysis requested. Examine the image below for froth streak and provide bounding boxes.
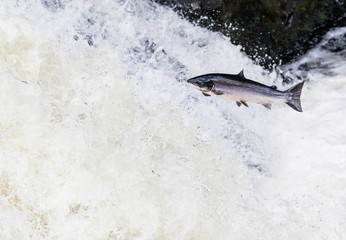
[0,15,250,239]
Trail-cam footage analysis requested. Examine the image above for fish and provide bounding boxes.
[187,70,304,112]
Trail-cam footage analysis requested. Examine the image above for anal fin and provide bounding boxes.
[241,101,248,107]
[262,103,272,109]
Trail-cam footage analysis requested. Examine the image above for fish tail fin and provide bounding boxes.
[285,82,304,112]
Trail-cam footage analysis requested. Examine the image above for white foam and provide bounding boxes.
[0,1,345,239]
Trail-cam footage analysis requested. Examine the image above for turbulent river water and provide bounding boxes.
[0,0,345,239]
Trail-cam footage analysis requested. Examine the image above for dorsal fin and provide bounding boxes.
[238,70,245,79]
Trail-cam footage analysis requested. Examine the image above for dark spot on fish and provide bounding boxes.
[214,91,223,95]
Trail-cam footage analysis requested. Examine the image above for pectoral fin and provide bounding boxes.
[262,103,272,109]
[236,101,242,107]
[202,92,211,97]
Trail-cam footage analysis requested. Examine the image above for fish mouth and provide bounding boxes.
[187,78,214,92]
[187,76,212,85]
[187,79,201,88]
[187,79,195,84]
[187,78,203,85]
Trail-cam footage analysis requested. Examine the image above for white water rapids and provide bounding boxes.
[0,0,345,239]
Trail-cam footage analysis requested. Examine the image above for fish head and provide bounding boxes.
[187,76,214,93]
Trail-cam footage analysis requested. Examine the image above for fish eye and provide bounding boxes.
[198,81,213,90]
[196,82,206,88]
[187,78,214,91]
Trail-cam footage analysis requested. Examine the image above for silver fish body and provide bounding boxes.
[187,70,304,112]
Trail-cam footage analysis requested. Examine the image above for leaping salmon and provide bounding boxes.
[187,70,304,112]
